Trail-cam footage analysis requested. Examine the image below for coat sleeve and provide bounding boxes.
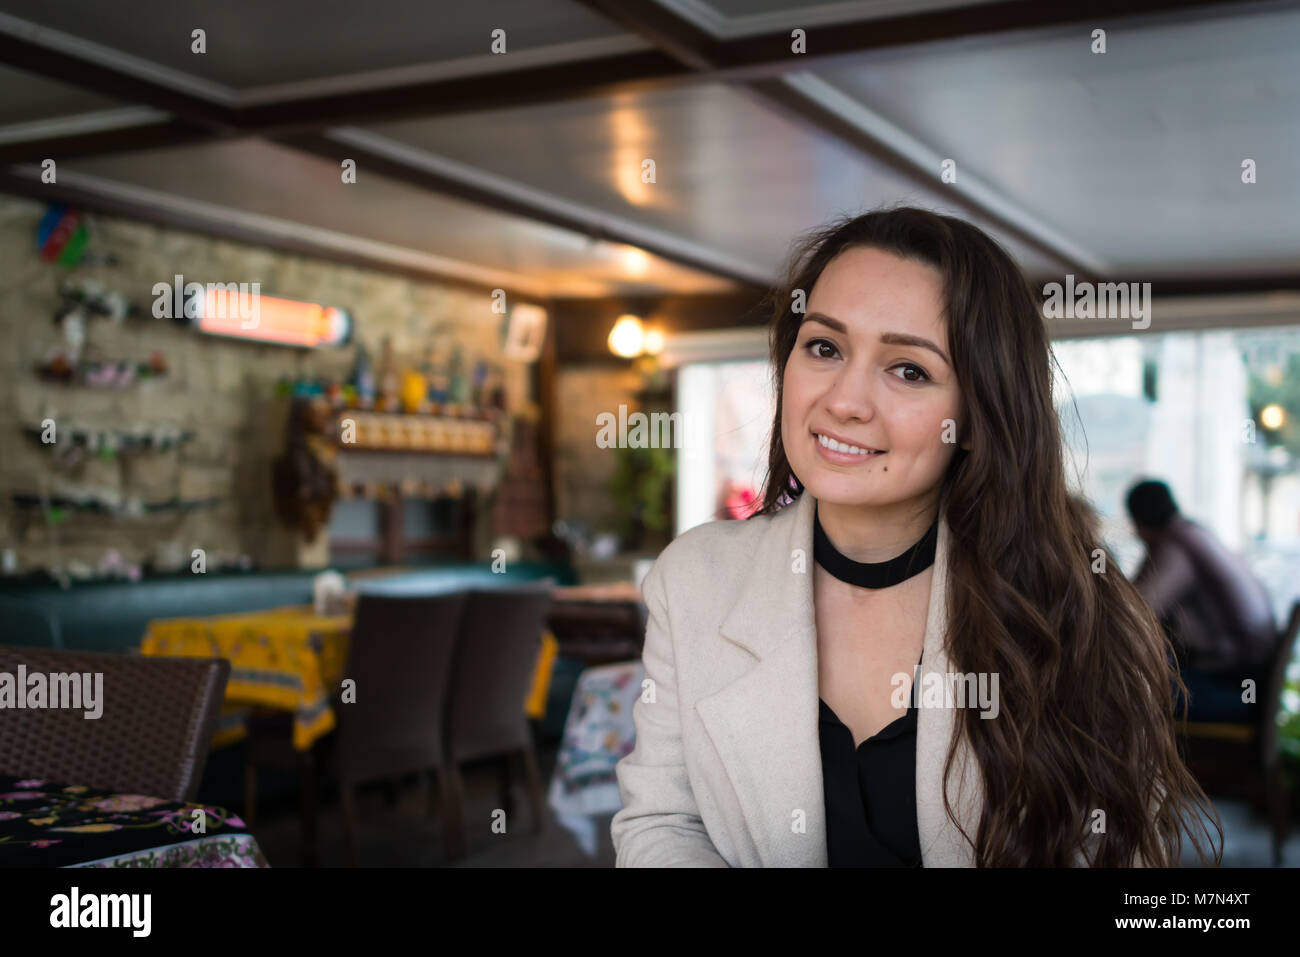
[611,556,730,867]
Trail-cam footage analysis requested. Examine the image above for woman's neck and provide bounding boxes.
[815,492,940,563]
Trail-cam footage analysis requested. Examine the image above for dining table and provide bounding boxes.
[140,603,559,752]
[546,660,645,857]
[0,774,268,868]
[138,601,560,866]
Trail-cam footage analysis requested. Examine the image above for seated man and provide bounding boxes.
[1125,479,1276,722]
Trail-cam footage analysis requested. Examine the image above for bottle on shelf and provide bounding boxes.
[351,344,375,409]
[378,336,400,412]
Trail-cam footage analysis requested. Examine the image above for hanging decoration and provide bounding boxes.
[272,397,340,541]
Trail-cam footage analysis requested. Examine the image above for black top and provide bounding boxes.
[812,501,933,867]
[819,653,924,867]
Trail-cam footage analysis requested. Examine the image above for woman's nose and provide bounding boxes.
[823,367,877,421]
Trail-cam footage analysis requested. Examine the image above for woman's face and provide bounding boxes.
[781,246,967,510]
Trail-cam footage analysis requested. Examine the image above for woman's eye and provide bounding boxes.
[890,363,930,383]
[803,341,929,382]
[806,338,839,359]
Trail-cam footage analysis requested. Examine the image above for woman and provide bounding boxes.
[611,206,1221,867]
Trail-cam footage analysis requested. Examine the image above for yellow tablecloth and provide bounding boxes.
[141,605,557,751]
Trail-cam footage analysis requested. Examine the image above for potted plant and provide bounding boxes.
[608,442,675,551]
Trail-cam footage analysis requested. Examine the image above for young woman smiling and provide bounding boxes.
[611,206,1221,867]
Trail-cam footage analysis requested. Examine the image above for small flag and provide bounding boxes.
[37,204,88,267]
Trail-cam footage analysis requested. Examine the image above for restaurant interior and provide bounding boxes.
[0,0,1298,870]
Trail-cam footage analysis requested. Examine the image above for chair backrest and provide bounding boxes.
[1260,600,1300,769]
[447,585,554,763]
[336,590,469,785]
[0,646,229,802]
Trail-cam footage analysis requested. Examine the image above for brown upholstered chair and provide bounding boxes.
[0,645,229,802]
[442,585,554,859]
[334,590,470,866]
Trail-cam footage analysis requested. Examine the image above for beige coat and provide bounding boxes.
[611,489,991,866]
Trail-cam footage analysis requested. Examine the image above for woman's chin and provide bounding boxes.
[802,475,887,503]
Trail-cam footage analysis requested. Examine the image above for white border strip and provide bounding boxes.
[0,107,169,145]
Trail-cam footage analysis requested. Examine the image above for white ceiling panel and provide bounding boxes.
[817,1,1300,276]
[362,81,1064,281]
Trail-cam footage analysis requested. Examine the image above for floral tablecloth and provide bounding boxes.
[547,661,644,856]
[142,605,558,752]
[0,775,268,868]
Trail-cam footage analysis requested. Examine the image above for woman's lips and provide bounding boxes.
[813,431,885,465]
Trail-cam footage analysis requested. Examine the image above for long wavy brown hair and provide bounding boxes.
[751,205,1222,866]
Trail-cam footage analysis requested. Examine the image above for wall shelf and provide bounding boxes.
[331,409,497,456]
[10,494,223,516]
[22,425,195,452]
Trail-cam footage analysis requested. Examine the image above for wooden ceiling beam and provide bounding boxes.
[0,32,238,133]
[0,0,1245,142]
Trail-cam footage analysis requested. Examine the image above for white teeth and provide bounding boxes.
[817,433,875,456]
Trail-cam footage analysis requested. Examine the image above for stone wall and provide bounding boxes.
[0,195,536,574]
[552,365,660,546]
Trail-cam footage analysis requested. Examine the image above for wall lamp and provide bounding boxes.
[607,313,664,359]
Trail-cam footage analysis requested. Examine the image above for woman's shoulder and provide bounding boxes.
[647,510,782,587]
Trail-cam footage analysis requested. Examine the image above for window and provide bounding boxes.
[1053,325,1300,625]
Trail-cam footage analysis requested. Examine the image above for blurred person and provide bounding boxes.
[1126,479,1276,721]
[1126,479,1275,670]
[611,207,1221,867]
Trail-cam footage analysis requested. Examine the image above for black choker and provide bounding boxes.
[813,503,938,589]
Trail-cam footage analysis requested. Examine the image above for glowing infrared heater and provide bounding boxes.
[188,287,352,347]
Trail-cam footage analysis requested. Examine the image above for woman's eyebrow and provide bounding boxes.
[802,312,850,335]
[802,313,951,367]
[879,332,951,368]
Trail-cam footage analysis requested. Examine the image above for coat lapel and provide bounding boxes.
[695,491,823,866]
[695,490,984,867]
[913,501,984,866]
